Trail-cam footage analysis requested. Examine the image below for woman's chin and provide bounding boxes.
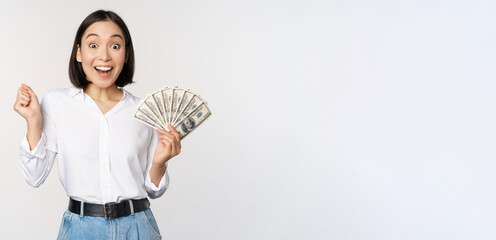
[87,78,117,89]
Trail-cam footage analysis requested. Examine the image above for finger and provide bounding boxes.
[172,133,181,152]
[18,88,30,99]
[160,137,173,145]
[159,134,178,155]
[157,128,175,138]
[159,134,177,152]
[13,102,22,111]
[18,87,28,93]
[18,98,29,107]
[168,124,181,144]
[19,98,30,107]
[160,138,174,153]
[164,140,173,155]
[22,83,38,101]
[19,91,30,98]
[171,134,179,154]
[169,129,180,153]
[20,94,31,102]
[175,134,181,151]
[157,130,177,143]
[156,128,171,135]
[21,83,31,92]
[173,138,180,155]
[158,134,175,143]
[157,128,180,155]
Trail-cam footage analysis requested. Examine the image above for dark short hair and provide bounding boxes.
[68,10,135,88]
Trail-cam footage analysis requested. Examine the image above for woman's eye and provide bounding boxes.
[89,43,98,48]
[111,44,120,49]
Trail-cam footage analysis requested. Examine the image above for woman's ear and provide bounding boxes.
[76,44,82,62]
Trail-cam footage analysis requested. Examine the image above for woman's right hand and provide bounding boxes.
[13,83,42,123]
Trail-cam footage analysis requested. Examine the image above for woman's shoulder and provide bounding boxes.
[120,88,141,105]
[43,86,82,100]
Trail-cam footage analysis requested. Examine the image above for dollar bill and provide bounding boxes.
[173,102,211,139]
[173,95,203,125]
[170,88,185,125]
[161,88,173,124]
[134,108,163,129]
[171,91,194,125]
[151,90,167,126]
[139,101,166,129]
[143,95,167,129]
[134,86,211,138]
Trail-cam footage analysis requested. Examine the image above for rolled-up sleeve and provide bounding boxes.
[19,93,58,188]
[144,129,169,199]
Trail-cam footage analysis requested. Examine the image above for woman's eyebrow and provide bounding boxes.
[85,33,124,40]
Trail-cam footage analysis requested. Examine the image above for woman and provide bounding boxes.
[13,10,180,239]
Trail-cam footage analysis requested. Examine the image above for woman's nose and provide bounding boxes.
[98,47,111,61]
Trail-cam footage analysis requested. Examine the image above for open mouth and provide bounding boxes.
[94,66,113,77]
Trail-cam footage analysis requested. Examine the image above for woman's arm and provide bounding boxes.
[15,84,42,149]
[144,125,181,198]
[149,162,167,187]
[26,117,42,151]
[151,125,181,185]
[14,84,58,187]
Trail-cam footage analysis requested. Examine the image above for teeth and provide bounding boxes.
[95,66,112,71]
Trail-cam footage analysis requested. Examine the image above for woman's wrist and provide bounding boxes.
[26,115,42,128]
[26,116,42,151]
[149,162,167,187]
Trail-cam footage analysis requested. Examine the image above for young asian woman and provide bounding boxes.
[13,10,180,239]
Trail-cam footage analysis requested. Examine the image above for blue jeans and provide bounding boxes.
[57,208,162,240]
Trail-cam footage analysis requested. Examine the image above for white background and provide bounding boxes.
[1,0,495,239]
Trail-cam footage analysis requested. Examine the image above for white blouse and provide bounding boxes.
[19,86,169,204]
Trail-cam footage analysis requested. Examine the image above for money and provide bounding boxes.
[151,91,167,125]
[134,109,162,129]
[174,95,202,124]
[134,86,211,139]
[172,90,194,125]
[143,95,167,129]
[174,103,211,139]
[170,88,185,125]
[160,87,172,124]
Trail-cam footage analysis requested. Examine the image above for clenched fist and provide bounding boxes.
[13,83,42,122]
[14,83,43,150]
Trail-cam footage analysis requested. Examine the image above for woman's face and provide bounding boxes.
[76,20,128,89]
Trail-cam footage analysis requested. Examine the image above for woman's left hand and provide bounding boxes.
[153,124,181,165]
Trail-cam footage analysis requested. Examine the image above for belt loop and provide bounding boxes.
[128,200,135,215]
[80,201,84,218]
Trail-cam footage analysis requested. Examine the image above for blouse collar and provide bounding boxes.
[69,86,128,102]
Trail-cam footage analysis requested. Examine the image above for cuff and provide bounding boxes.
[145,169,169,191]
[20,133,46,160]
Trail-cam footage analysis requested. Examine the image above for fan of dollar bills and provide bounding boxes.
[133,86,211,139]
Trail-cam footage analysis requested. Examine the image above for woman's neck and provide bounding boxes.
[83,83,123,102]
